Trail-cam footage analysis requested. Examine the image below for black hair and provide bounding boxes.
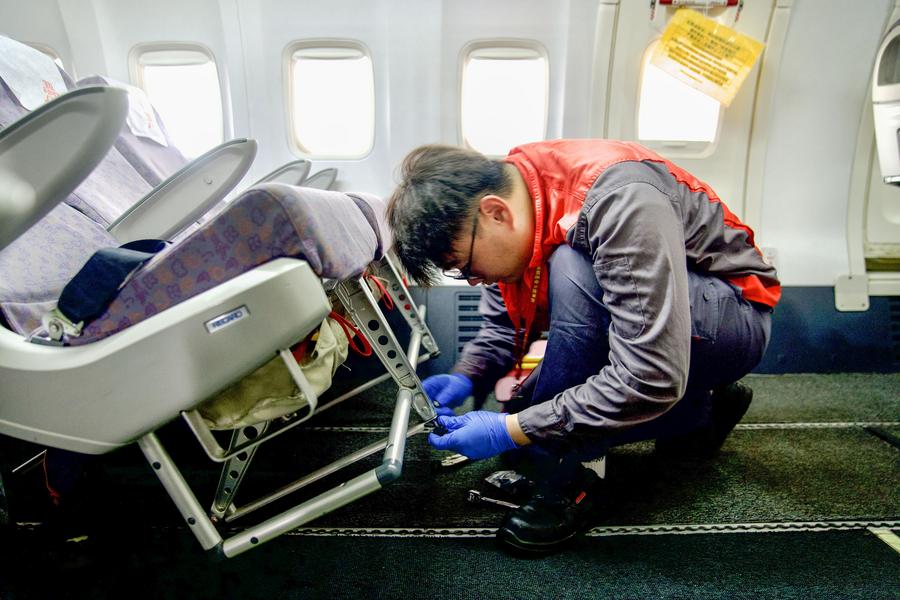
[386,144,512,285]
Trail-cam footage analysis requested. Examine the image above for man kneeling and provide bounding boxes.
[387,140,779,553]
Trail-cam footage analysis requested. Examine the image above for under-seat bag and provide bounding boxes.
[198,316,350,429]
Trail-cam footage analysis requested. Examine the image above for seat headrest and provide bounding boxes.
[78,75,170,147]
[0,35,67,110]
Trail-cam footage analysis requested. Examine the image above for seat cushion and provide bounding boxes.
[72,184,380,345]
[0,203,117,335]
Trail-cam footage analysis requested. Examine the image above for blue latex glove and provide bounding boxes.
[422,373,473,417]
[428,411,519,460]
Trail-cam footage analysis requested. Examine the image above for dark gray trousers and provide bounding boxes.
[506,245,772,464]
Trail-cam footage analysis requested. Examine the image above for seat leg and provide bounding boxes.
[137,432,222,551]
[336,276,437,422]
[210,422,269,519]
[373,254,440,358]
[11,450,46,475]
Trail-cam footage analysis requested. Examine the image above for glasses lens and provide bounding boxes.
[443,212,477,280]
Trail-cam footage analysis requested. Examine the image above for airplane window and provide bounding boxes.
[638,41,721,144]
[877,36,900,86]
[461,45,548,156]
[288,44,374,158]
[135,48,224,158]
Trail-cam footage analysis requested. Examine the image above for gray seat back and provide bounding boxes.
[77,75,189,187]
[302,168,338,190]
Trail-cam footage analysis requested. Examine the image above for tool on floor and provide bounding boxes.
[440,453,470,467]
[466,489,520,510]
[484,469,530,497]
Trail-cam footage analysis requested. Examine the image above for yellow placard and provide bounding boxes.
[650,8,764,106]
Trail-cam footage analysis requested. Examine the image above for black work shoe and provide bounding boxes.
[656,381,754,457]
[496,467,603,554]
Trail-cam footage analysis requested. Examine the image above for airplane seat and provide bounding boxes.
[0,201,117,337]
[0,35,155,225]
[0,34,261,243]
[75,75,316,190]
[301,167,339,190]
[0,33,75,119]
[0,72,439,557]
[76,74,187,187]
[45,183,389,346]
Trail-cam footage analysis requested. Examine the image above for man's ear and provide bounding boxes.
[479,194,513,226]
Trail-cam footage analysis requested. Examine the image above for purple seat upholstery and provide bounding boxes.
[73,184,381,345]
[345,192,392,260]
[63,144,153,226]
[0,203,117,335]
[77,75,188,187]
[0,35,386,350]
[0,37,151,228]
[1,182,383,345]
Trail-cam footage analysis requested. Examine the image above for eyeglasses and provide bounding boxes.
[442,212,479,280]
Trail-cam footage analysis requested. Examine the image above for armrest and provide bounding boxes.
[0,86,127,251]
[107,138,258,243]
[301,168,338,190]
[253,159,310,186]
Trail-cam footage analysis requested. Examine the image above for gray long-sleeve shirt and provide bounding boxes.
[453,160,779,444]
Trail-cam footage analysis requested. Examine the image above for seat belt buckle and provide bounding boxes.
[41,308,83,341]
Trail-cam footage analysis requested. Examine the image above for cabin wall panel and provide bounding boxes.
[560,0,604,138]
[760,0,890,285]
[0,0,74,74]
[236,0,401,194]
[2,0,897,288]
[605,0,774,222]
[54,0,232,85]
[439,0,598,149]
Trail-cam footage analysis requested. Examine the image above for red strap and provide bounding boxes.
[43,454,61,506]
[291,338,310,363]
[328,310,372,357]
[365,274,394,311]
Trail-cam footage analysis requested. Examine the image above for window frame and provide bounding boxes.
[127,42,227,148]
[458,39,550,157]
[635,40,724,159]
[282,39,376,160]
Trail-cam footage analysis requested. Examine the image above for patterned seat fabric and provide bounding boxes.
[0,183,381,345]
[0,204,116,336]
[345,192,393,260]
[0,35,385,348]
[72,183,380,345]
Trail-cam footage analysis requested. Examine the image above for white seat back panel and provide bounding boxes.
[0,259,330,454]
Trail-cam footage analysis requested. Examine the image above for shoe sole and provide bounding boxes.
[496,525,578,554]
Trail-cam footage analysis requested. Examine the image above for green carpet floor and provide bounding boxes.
[0,373,897,599]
